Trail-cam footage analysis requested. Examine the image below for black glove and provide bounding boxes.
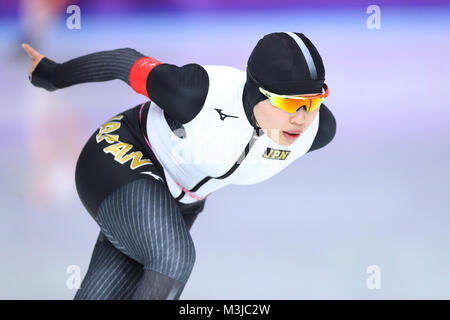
[30,57,59,91]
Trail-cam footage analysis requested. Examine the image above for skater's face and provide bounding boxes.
[253,96,320,146]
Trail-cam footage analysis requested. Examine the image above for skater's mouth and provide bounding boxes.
[282,130,302,139]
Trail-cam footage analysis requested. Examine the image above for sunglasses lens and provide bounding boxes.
[309,97,324,112]
[271,96,324,113]
[262,85,327,114]
[270,96,303,113]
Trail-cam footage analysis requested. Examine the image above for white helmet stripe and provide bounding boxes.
[284,31,317,80]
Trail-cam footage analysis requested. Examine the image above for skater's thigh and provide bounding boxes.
[75,105,165,219]
[95,176,196,282]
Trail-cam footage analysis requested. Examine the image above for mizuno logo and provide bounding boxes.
[140,171,164,182]
[214,108,238,121]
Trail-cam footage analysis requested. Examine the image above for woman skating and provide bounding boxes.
[23,31,336,299]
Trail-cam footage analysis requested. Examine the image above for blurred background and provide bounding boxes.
[0,0,449,299]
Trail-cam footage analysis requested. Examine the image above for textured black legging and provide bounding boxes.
[74,102,206,300]
[74,178,204,300]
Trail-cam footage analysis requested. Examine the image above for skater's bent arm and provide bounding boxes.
[27,47,145,91]
[25,44,209,124]
[131,62,209,123]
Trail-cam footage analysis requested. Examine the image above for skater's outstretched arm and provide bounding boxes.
[22,44,209,123]
[23,44,146,91]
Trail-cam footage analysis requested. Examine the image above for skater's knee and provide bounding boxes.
[144,237,196,283]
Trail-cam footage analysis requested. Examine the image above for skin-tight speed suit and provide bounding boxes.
[29,43,336,299]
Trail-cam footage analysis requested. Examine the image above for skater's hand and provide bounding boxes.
[22,43,45,81]
[21,43,58,91]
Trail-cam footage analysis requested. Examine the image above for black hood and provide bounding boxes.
[242,32,325,128]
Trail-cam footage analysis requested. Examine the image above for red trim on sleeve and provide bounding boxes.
[129,57,162,98]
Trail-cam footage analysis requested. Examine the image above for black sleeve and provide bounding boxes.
[30,48,209,125]
[307,103,336,153]
[30,48,144,91]
[146,63,209,124]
